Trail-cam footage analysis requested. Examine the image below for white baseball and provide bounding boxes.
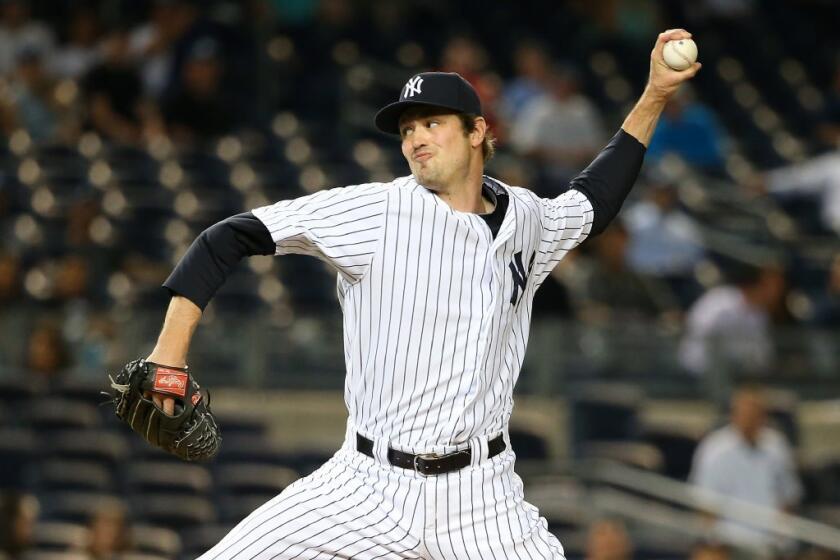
[663,38,698,71]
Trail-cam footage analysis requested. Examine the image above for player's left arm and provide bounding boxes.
[568,29,701,237]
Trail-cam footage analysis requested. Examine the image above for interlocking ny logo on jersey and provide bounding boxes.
[403,76,423,98]
[509,251,535,306]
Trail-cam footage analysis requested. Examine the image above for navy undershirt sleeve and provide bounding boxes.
[163,212,275,310]
[568,129,646,236]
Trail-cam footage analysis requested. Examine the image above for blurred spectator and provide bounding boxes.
[690,385,801,550]
[0,492,39,560]
[553,223,678,325]
[48,6,102,80]
[498,40,552,123]
[53,253,91,302]
[622,167,705,306]
[0,250,21,304]
[82,29,161,145]
[265,0,320,27]
[129,0,197,99]
[679,265,785,376]
[509,64,605,189]
[86,501,131,560]
[440,35,502,137]
[162,36,233,144]
[811,255,840,327]
[647,86,727,175]
[585,518,633,560]
[816,60,840,149]
[0,46,61,141]
[0,0,54,76]
[762,150,840,235]
[570,0,662,49]
[26,321,71,379]
[689,543,731,560]
[623,169,705,278]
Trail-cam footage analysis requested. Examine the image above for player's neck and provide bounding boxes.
[434,165,488,214]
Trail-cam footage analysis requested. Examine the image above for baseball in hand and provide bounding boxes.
[663,38,698,71]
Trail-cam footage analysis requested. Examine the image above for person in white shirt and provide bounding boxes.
[679,266,785,376]
[690,386,802,550]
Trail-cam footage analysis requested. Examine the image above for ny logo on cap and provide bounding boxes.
[403,76,423,98]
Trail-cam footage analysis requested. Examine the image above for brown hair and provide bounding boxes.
[458,113,496,162]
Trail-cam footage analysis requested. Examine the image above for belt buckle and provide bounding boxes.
[413,453,440,477]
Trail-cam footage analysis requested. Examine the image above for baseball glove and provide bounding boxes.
[107,359,221,461]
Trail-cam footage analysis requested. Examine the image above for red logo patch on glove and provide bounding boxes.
[153,368,188,397]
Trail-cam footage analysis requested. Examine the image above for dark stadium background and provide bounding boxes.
[0,0,838,559]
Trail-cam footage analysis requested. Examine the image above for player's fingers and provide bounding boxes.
[680,62,702,78]
[151,393,163,410]
[653,29,692,56]
[164,397,175,416]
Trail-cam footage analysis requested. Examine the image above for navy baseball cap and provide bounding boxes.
[375,72,482,135]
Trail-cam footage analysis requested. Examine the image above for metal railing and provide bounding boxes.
[529,460,840,556]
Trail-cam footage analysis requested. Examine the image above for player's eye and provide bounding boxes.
[428,120,439,128]
[401,126,413,136]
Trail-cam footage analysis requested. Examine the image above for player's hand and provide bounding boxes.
[646,29,701,102]
[143,351,185,416]
[144,390,176,416]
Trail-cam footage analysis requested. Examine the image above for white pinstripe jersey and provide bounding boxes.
[252,175,593,453]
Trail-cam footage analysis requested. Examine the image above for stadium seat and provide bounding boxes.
[0,428,40,489]
[130,495,217,530]
[640,425,701,481]
[26,398,101,433]
[218,493,276,524]
[52,377,112,408]
[214,434,292,466]
[179,524,236,559]
[509,427,550,461]
[125,461,213,496]
[119,554,172,560]
[581,441,664,472]
[37,459,115,493]
[23,552,90,560]
[131,525,183,558]
[41,492,124,524]
[214,464,298,495]
[211,411,270,438]
[569,383,644,457]
[0,375,39,414]
[49,430,130,470]
[32,522,89,551]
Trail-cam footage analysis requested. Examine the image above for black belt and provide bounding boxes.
[356,433,506,476]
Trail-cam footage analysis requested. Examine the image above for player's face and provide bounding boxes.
[399,109,472,190]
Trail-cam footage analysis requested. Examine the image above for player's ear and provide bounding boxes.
[470,117,487,149]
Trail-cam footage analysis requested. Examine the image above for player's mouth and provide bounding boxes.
[413,151,433,163]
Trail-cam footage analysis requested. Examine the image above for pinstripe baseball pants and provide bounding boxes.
[198,429,566,559]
